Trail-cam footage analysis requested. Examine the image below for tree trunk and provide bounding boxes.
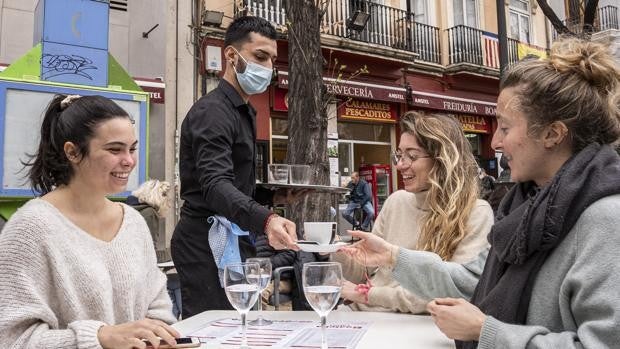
[285,0,331,228]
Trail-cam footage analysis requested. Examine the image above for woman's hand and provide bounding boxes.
[98,318,180,349]
[338,230,398,267]
[341,280,367,304]
[426,298,486,341]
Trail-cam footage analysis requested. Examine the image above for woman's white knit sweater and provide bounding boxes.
[0,199,176,349]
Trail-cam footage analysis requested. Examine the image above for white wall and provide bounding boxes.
[0,0,37,63]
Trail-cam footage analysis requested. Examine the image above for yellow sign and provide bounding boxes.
[517,43,548,60]
[338,99,397,123]
[456,114,490,134]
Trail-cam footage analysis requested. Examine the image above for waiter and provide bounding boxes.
[171,16,299,317]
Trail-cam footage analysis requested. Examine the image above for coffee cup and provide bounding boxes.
[303,222,337,245]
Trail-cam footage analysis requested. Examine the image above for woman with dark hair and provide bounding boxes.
[0,95,179,348]
[342,37,620,348]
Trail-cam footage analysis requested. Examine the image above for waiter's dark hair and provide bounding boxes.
[224,16,277,48]
[23,95,130,195]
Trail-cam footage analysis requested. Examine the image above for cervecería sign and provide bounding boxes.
[338,99,397,123]
[277,72,407,104]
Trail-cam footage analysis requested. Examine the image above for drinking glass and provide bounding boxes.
[247,257,273,326]
[224,262,261,349]
[302,262,343,349]
[268,164,289,184]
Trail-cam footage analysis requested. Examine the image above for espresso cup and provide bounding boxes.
[303,222,337,245]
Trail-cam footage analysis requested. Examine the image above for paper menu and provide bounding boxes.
[186,318,370,348]
[282,322,369,348]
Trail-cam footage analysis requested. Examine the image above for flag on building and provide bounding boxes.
[517,43,548,60]
[482,31,500,69]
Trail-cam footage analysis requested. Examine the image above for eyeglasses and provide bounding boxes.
[391,151,431,166]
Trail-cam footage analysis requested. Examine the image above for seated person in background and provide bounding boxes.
[0,95,178,348]
[487,154,513,213]
[477,167,495,201]
[341,172,374,231]
[126,178,171,253]
[341,38,620,348]
[496,154,511,182]
[334,111,493,313]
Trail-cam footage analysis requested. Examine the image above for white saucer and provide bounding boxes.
[296,241,349,253]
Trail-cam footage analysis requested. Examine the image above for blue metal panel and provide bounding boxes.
[0,79,147,198]
[41,42,108,87]
[34,0,109,50]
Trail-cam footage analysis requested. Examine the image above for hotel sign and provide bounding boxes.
[277,72,407,104]
[410,93,496,117]
[338,99,397,123]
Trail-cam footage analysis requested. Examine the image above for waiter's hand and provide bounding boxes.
[273,188,311,205]
[265,215,300,251]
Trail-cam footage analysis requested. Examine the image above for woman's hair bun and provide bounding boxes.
[548,37,619,91]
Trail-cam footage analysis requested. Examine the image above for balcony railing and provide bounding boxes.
[235,0,440,63]
[447,25,485,66]
[414,22,441,64]
[553,5,619,39]
[446,27,542,70]
[599,5,619,31]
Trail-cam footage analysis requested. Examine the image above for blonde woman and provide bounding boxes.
[338,111,494,313]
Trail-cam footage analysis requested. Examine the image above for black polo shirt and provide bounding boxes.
[178,79,271,233]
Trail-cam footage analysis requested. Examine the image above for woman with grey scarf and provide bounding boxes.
[340,37,620,349]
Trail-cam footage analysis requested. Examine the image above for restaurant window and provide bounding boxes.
[338,121,392,180]
[465,133,481,157]
[256,141,269,183]
[271,118,289,163]
[337,122,390,142]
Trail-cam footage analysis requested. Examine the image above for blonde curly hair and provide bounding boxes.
[131,179,171,216]
[400,111,480,261]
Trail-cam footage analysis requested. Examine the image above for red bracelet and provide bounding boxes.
[263,213,278,233]
[355,283,372,304]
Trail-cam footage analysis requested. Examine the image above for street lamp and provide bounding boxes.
[347,10,371,32]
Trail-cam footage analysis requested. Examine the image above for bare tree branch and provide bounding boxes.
[536,0,573,35]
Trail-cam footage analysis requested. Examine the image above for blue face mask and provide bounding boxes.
[233,48,273,95]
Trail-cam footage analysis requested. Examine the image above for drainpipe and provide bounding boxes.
[496,0,508,78]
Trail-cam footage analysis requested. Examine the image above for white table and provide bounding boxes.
[173,310,455,349]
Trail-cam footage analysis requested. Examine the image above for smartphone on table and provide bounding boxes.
[143,337,201,348]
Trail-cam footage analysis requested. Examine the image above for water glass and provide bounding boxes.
[302,262,343,349]
[224,262,261,349]
[290,164,311,185]
[268,164,289,184]
[247,257,273,326]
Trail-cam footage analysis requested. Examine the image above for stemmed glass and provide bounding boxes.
[247,257,273,326]
[302,262,343,349]
[224,262,261,349]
